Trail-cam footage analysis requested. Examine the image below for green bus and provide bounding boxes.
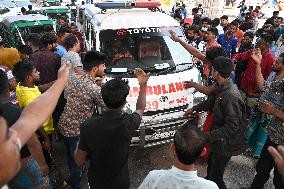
[0,14,57,47]
[40,6,71,23]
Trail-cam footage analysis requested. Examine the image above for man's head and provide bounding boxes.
[70,23,78,34]
[173,123,207,165]
[245,15,254,24]
[21,7,26,14]
[27,34,41,52]
[0,69,10,98]
[64,34,80,52]
[273,11,279,18]
[274,17,283,27]
[205,46,224,63]
[272,53,284,72]
[17,45,32,60]
[211,18,220,28]
[57,27,71,43]
[174,13,182,23]
[204,28,218,42]
[0,66,17,93]
[201,17,212,29]
[101,79,129,109]
[242,31,254,46]
[83,51,106,77]
[211,56,232,81]
[186,25,199,40]
[13,60,40,85]
[229,20,239,33]
[40,33,57,51]
[59,17,68,27]
[192,7,198,16]
[43,25,55,34]
[255,34,273,52]
[28,5,32,10]
[220,15,229,26]
[0,107,21,186]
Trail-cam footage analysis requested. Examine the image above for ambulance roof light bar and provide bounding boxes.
[95,0,161,10]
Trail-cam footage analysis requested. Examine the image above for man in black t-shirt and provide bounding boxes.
[75,68,149,189]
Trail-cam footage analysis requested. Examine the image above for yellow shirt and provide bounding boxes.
[16,84,54,134]
[0,48,21,69]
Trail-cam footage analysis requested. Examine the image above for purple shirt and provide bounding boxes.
[31,49,61,85]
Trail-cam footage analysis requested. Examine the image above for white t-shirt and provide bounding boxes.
[139,166,219,189]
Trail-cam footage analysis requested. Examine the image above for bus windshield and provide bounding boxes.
[99,27,192,74]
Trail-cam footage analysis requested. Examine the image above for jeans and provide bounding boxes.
[206,152,231,189]
[8,156,52,189]
[250,138,284,189]
[62,135,81,189]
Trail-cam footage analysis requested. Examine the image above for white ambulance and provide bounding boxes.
[82,1,206,147]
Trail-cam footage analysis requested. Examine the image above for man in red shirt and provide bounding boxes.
[232,34,276,115]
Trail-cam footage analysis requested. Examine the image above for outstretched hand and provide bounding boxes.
[134,68,149,86]
[169,30,181,42]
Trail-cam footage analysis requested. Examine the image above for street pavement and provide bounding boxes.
[52,141,275,189]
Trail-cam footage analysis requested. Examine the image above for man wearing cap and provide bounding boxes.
[184,57,247,189]
[0,36,20,70]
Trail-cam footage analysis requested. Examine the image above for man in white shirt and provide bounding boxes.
[139,123,219,189]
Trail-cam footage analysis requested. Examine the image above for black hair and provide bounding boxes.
[192,7,198,13]
[57,27,70,37]
[17,45,33,56]
[21,7,26,13]
[186,25,199,34]
[230,20,239,27]
[40,33,56,48]
[259,33,274,45]
[64,34,78,49]
[273,11,279,15]
[0,69,9,97]
[59,16,68,23]
[220,15,228,20]
[202,17,211,24]
[27,34,41,48]
[83,51,107,72]
[101,79,129,109]
[174,13,182,20]
[43,25,54,33]
[244,31,255,39]
[174,123,207,165]
[277,17,284,22]
[12,60,35,83]
[211,18,220,27]
[28,5,32,10]
[206,46,224,62]
[207,28,219,36]
[212,56,232,78]
[82,1,85,5]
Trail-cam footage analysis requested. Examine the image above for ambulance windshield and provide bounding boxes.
[100,27,193,74]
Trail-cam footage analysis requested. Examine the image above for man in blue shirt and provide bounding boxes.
[217,25,238,58]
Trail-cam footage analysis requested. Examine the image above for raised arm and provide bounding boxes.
[11,64,70,146]
[134,68,149,117]
[251,48,265,90]
[169,30,206,62]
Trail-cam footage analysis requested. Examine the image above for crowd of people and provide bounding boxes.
[2,2,284,189]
